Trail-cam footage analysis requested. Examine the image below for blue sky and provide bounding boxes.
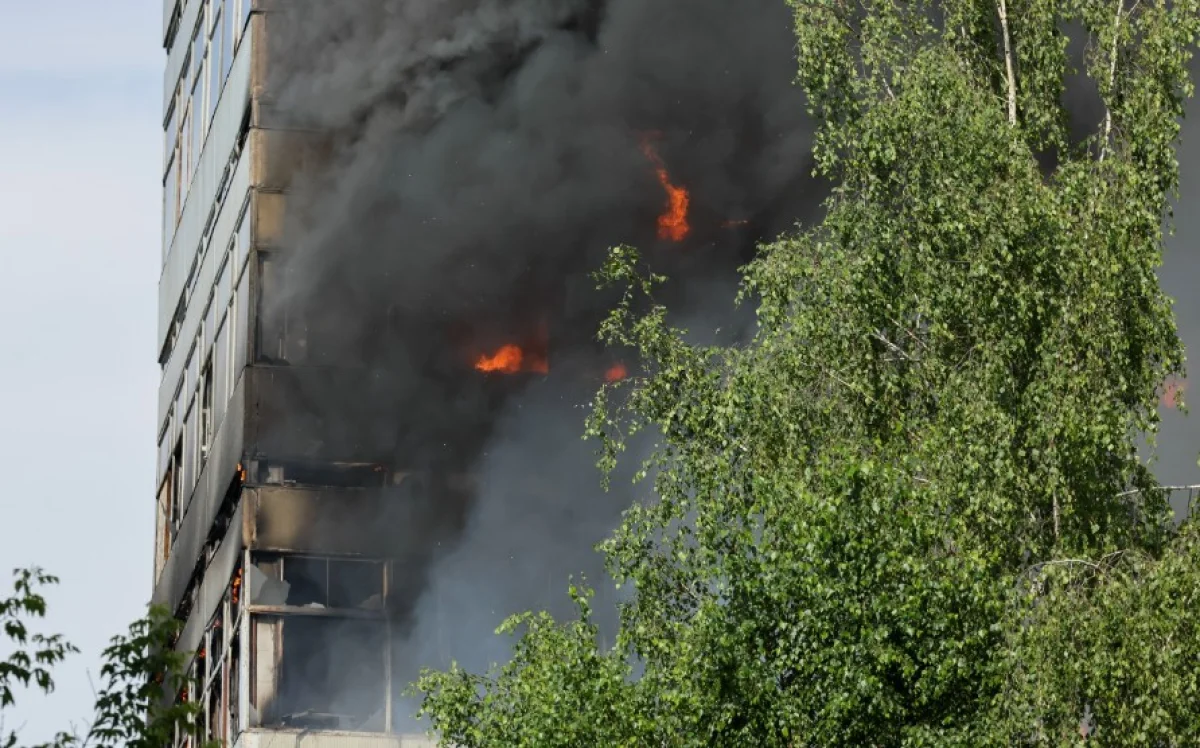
[0,0,162,741]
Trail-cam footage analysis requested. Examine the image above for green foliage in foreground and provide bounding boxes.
[416,1,1200,745]
[0,569,207,748]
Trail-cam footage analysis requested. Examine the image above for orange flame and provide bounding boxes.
[604,363,628,382]
[474,344,549,375]
[640,138,690,242]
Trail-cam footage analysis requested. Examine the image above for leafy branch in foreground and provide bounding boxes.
[1,569,77,748]
[0,569,210,748]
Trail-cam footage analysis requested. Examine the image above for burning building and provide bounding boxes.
[152,0,814,745]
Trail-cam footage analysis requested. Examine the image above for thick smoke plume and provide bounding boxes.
[258,0,816,726]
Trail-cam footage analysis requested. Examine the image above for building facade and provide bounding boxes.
[154,1,439,745]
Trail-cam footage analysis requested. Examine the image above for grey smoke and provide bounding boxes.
[255,0,1200,731]
[257,0,816,728]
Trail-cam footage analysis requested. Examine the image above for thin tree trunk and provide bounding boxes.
[1101,0,1125,161]
[1052,495,1060,543]
[997,0,1017,125]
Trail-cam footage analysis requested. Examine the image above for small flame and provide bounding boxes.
[231,567,243,606]
[722,218,750,228]
[640,137,691,242]
[604,363,628,382]
[474,344,549,375]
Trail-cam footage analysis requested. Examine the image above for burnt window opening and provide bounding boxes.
[251,615,387,732]
[194,563,246,747]
[259,460,392,489]
[248,553,385,611]
[246,554,390,732]
[256,253,308,365]
[228,631,241,739]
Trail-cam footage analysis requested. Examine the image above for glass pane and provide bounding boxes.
[182,403,197,499]
[242,0,251,37]
[248,557,285,605]
[216,248,232,312]
[282,557,326,607]
[191,17,204,86]
[235,272,248,375]
[165,91,178,172]
[209,15,222,120]
[211,0,222,38]
[237,201,251,267]
[223,0,235,80]
[174,381,187,443]
[214,317,228,428]
[180,109,191,195]
[204,295,217,355]
[158,410,174,479]
[186,344,199,403]
[191,73,203,177]
[163,155,178,247]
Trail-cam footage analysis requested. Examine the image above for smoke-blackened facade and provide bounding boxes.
[154,0,815,744]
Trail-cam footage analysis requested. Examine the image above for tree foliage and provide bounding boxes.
[417,1,1200,745]
[0,568,208,748]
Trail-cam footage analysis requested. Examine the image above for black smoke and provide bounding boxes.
[257,0,816,724]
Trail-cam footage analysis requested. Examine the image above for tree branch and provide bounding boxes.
[997,0,1017,125]
[1100,0,1126,161]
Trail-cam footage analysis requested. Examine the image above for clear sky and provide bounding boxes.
[0,1,1196,744]
[0,0,161,741]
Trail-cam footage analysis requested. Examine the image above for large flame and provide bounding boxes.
[474,344,549,375]
[640,138,691,242]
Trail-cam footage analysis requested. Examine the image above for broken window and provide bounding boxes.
[252,615,386,731]
[248,554,384,610]
[247,553,390,732]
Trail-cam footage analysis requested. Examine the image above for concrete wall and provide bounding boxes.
[235,731,438,748]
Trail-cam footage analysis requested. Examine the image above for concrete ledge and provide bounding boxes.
[235,729,438,748]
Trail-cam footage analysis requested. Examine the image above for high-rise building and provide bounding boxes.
[154,0,820,744]
[154,1,438,744]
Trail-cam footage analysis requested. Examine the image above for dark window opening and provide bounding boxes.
[199,358,214,462]
[248,554,385,611]
[263,460,391,489]
[255,254,307,365]
[270,617,386,731]
[170,439,185,535]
